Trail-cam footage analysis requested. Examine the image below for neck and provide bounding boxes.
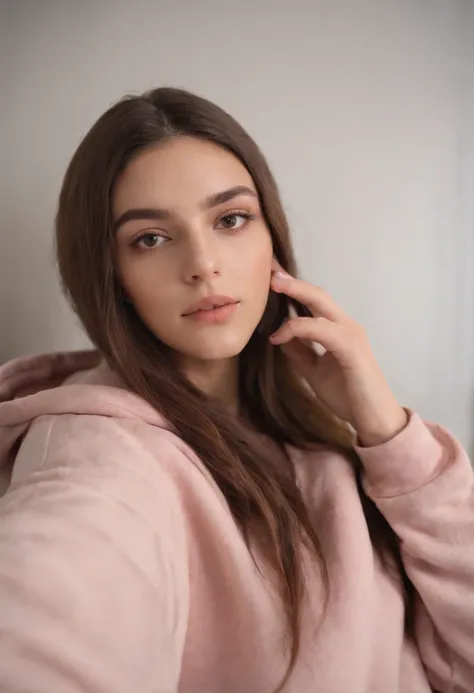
[181,356,240,415]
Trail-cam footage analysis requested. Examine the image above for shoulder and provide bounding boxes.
[16,412,199,474]
[0,414,200,579]
[9,413,212,519]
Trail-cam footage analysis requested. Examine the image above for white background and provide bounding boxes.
[1,0,473,452]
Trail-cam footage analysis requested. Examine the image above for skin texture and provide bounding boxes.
[113,136,273,408]
[113,135,407,445]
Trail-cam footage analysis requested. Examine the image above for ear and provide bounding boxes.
[272,254,290,276]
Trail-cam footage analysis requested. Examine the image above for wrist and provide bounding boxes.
[356,407,409,448]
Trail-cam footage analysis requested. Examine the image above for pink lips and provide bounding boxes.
[182,295,239,324]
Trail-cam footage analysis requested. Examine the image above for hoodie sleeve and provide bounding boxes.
[355,411,474,693]
[0,414,189,693]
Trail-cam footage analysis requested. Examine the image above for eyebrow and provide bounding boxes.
[113,185,258,233]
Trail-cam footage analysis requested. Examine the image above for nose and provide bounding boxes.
[182,230,221,284]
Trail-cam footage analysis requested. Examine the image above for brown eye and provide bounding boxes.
[220,214,239,228]
[141,234,159,247]
[217,212,254,231]
[132,233,167,249]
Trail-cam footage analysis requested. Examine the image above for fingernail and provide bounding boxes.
[272,270,289,279]
[269,328,284,343]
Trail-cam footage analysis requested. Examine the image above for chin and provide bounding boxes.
[175,330,253,361]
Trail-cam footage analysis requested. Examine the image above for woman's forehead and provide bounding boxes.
[112,137,256,219]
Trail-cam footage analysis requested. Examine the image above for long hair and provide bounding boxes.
[55,87,412,689]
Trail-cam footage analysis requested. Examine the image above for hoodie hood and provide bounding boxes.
[0,349,169,494]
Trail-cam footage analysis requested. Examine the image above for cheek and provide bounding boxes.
[122,268,178,342]
[116,253,172,316]
[239,231,273,289]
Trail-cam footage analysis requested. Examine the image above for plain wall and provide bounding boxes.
[1,0,473,450]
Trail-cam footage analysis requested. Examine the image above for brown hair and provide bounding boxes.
[55,87,411,689]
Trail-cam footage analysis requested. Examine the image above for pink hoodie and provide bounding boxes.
[0,350,473,693]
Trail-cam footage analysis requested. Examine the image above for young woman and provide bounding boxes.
[0,87,473,693]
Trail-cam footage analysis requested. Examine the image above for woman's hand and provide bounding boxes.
[270,261,408,447]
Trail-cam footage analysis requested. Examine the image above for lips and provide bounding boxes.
[182,295,239,316]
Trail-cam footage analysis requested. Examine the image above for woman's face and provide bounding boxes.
[113,136,273,362]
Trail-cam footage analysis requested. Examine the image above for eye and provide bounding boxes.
[132,232,168,249]
[216,212,254,231]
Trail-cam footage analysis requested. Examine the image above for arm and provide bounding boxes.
[0,415,189,693]
[356,411,474,693]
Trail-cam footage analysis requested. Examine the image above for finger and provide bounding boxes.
[270,316,347,356]
[271,272,348,324]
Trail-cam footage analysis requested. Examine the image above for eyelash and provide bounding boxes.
[130,210,256,249]
[217,210,256,231]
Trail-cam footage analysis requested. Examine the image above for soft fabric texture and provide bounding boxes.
[0,350,473,693]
